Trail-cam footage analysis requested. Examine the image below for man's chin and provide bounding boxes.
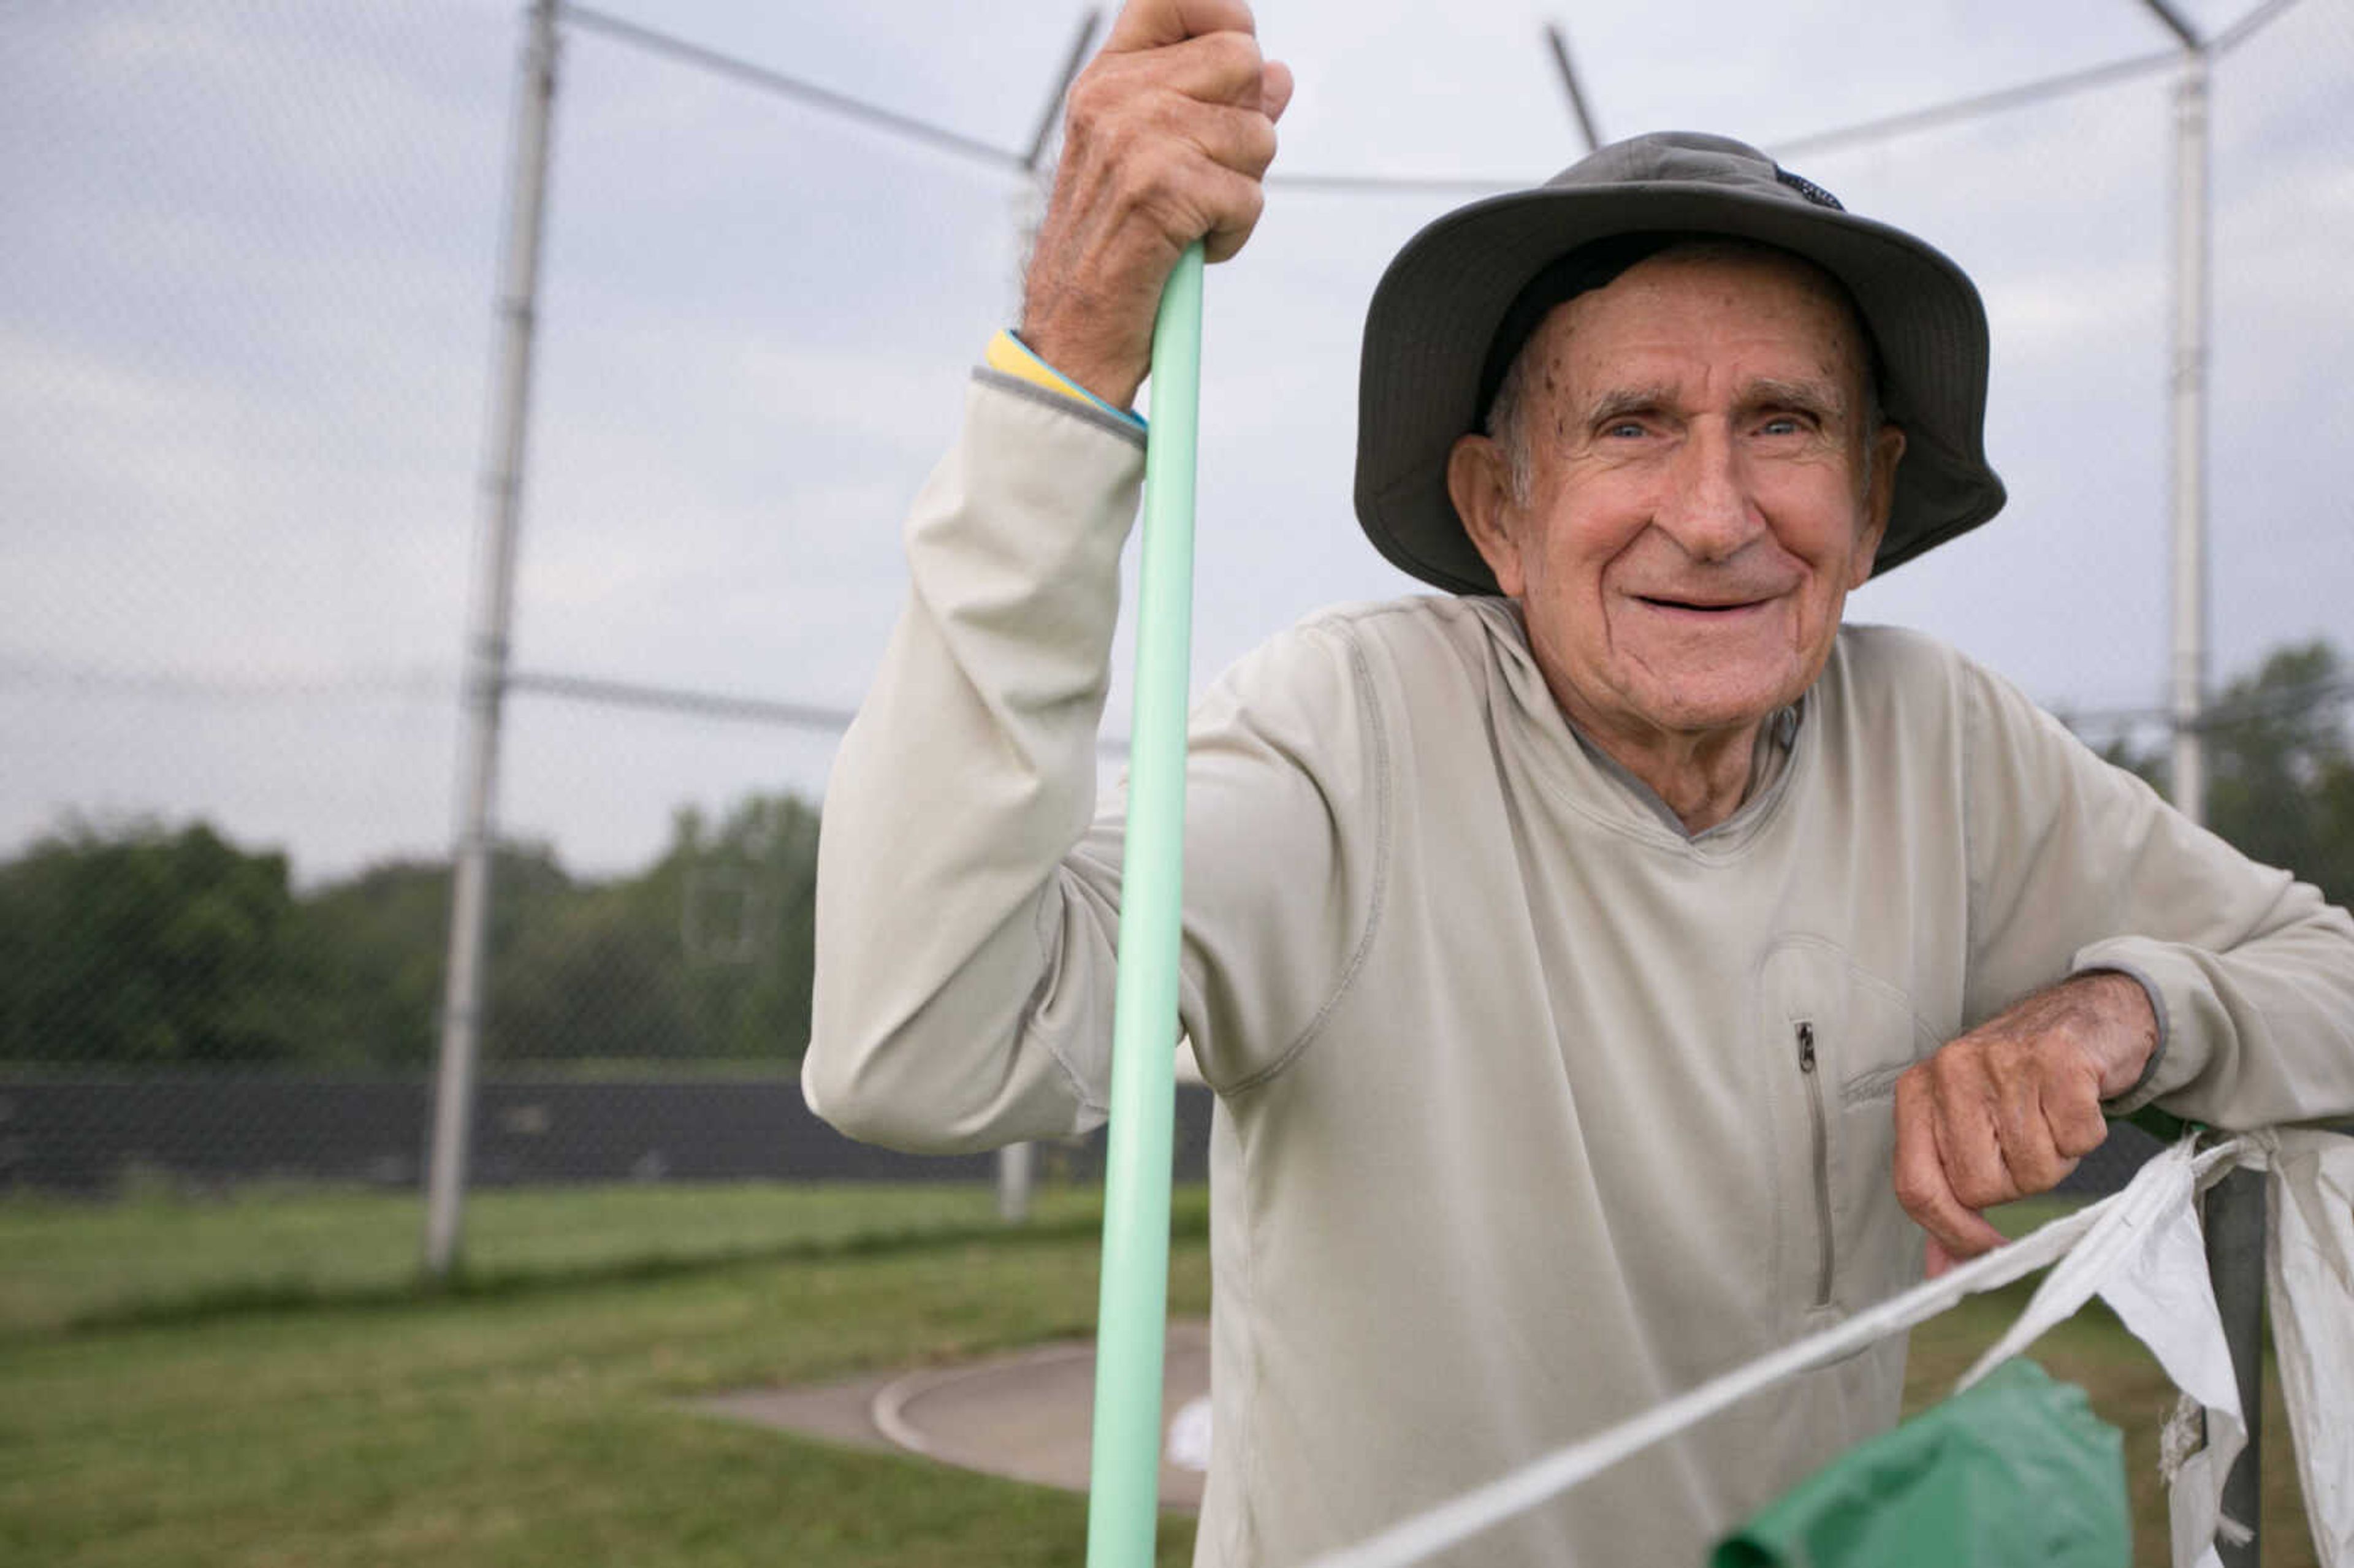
[1617,670,1806,738]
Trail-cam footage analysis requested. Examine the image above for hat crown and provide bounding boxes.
[1549,131,1842,214]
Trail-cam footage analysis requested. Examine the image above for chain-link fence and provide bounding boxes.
[3,1,2349,1218]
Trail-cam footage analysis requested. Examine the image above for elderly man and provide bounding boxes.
[804,2,2354,1562]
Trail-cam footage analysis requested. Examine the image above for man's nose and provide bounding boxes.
[1655,424,1764,561]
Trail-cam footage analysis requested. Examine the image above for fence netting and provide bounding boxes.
[1,0,2347,1205]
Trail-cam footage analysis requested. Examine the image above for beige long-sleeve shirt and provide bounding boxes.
[806,376,2354,1566]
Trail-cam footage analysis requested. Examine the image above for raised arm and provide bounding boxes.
[802,0,1317,1152]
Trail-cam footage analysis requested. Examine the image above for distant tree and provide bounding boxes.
[0,791,819,1073]
[490,885,700,1064]
[633,794,821,1064]
[2084,640,2353,908]
[0,821,305,1064]
[289,844,574,1068]
[464,795,819,1067]
[2204,642,2354,908]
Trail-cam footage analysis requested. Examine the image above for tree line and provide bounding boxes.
[1,641,2347,1073]
[2089,639,2354,911]
[0,793,819,1071]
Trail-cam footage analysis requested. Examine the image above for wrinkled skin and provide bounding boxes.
[1447,246,1901,832]
[1021,0,1291,410]
[1896,972,2158,1273]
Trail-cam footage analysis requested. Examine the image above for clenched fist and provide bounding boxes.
[1021,0,1294,409]
[1893,970,2159,1276]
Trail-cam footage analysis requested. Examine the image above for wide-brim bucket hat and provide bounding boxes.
[1354,131,2006,595]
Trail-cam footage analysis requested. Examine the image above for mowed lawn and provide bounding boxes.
[0,1182,2318,1567]
[0,1181,1126,1336]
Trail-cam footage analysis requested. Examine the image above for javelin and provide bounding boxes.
[1084,240,1207,1568]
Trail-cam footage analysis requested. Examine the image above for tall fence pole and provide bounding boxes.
[995,7,1106,1230]
[2168,33,2266,1568]
[2163,35,2210,825]
[425,0,562,1280]
[2204,1162,2265,1566]
[2139,2,2262,1557]
[1542,21,1602,154]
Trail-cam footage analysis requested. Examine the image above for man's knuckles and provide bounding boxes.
[1103,0,1259,55]
[1200,179,1267,261]
[1075,29,1268,124]
[1889,1157,1949,1225]
[1216,104,1281,179]
[1944,1153,2020,1211]
[1122,142,1238,234]
[1890,1103,1972,1226]
[1070,78,1272,191]
[1176,28,1270,102]
[1064,65,1148,150]
[2053,1102,2110,1159]
[2000,1141,2074,1196]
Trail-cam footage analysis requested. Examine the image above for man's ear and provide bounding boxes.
[1850,422,1907,588]
[1447,433,1527,598]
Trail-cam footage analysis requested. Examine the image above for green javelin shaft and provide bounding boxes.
[1084,241,1206,1568]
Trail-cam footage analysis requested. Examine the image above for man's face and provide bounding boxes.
[1448,246,1904,753]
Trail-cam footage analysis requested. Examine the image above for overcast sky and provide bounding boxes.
[2,0,2348,884]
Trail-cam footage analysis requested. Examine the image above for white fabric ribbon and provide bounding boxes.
[1298,1130,2354,1568]
[1300,1143,2180,1568]
[2250,1128,2354,1568]
[1956,1137,2250,1568]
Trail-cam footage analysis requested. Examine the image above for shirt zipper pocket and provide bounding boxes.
[1798,1021,1834,1307]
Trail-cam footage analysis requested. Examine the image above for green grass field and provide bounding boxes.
[0,1182,2317,1567]
[0,1181,1135,1336]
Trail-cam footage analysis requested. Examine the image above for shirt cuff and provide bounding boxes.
[985,330,1146,434]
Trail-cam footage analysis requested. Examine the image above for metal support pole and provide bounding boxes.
[2204,1166,2265,1568]
[2166,46,2210,824]
[2173,47,2265,1564]
[425,0,561,1280]
[997,9,1105,1228]
[1025,9,1103,172]
[1543,23,1602,154]
[996,1140,1035,1225]
[2139,3,2262,1553]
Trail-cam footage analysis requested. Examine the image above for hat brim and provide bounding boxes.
[1354,181,2006,595]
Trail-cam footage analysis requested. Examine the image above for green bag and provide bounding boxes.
[1710,1359,2130,1568]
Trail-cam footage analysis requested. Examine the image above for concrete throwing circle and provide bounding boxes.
[867,1320,1211,1509]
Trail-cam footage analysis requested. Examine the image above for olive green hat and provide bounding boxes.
[1354,131,2006,594]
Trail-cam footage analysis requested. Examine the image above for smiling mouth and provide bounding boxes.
[1636,596,1767,614]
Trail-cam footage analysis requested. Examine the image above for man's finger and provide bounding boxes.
[1104,0,1259,54]
[1259,57,1295,121]
[1117,26,1271,109]
[1925,1095,2016,1250]
[1197,165,1268,263]
[1924,1057,2019,1210]
[1990,1051,2074,1195]
[1925,1235,1959,1281]
[2044,1070,2110,1161]
[1162,96,1281,184]
[1893,1068,2009,1263]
